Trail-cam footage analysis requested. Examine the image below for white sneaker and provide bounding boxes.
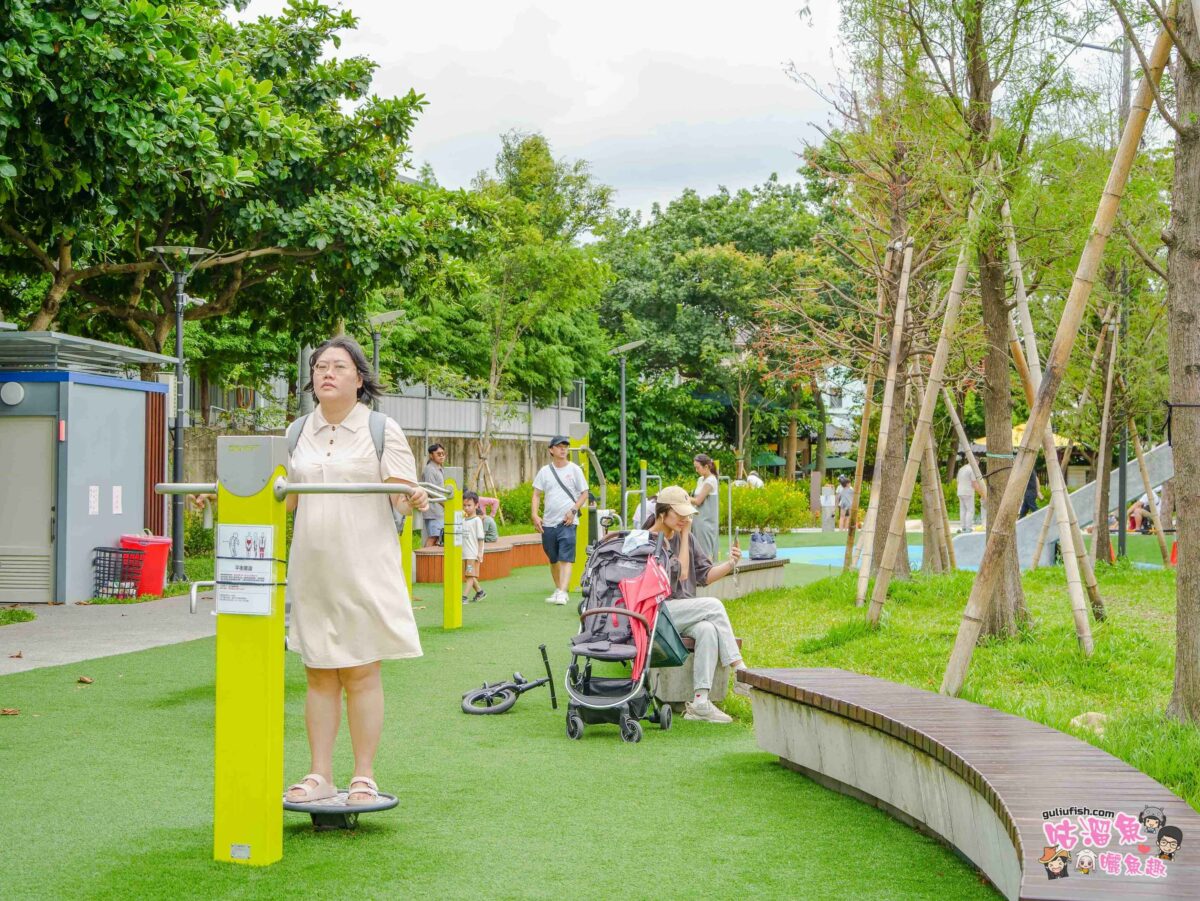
[684,700,733,724]
[546,589,568,605]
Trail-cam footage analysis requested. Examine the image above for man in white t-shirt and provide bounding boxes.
[531,436,589,605]
[956,458,984,533]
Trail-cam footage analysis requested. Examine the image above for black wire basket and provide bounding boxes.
[92,547,145,600]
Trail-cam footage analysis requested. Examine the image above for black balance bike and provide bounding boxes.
[461,644,559,715]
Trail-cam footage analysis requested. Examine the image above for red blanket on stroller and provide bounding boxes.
[617,555,673,681]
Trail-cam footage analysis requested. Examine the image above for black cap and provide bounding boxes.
[549,435,570,447]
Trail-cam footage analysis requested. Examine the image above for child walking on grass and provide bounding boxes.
[461,490,487,603]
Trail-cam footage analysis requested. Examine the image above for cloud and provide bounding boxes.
[239,0,843,213]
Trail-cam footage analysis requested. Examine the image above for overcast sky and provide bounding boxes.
[237,1,843,216]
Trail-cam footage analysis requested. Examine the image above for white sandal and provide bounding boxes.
[347,775,380,806]
[286,773,337,803]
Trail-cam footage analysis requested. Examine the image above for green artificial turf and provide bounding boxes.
[1,564,999,901]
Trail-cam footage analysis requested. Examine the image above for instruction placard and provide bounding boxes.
[453,510,463,547]
[215,524,276,616]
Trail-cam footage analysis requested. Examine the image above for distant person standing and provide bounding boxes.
[690,454,720,559]
[421,444,446,547]
[532,436,588,605]
[836,475,855,530]
[1019,469,1040,518]
[956,460,983,533]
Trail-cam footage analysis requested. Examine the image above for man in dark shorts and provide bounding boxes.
[531,436,588,605]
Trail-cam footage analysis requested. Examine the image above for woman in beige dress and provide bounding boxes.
[284,336,428,806]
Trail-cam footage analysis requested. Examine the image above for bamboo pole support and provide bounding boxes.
[1030,306,1115,570]
[941,21,1173,696]
[1129,414,1172,565]
[866,208,976,625]
[943,387,985,486]
[912,369,955,570]
[855,239,914,605]
[928,427,956,569]
[1004,198,1104,624]
[844,245,897,573]
[1117,375,1173,566]
[1007,325,1094,653]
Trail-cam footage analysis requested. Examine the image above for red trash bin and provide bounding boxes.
[120,534,172,597]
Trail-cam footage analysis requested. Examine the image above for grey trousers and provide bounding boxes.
[959,495,974,532]
[665,596,741,692]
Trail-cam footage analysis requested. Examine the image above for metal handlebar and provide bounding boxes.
[270,478,452,503]
[190,580,216,614]
[156,482,218,496]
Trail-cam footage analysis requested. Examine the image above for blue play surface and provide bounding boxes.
[777,544,924,567]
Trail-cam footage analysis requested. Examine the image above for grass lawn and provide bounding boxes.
[1,564,999,901]
[0,607,36,626]
[729,559,1200,812]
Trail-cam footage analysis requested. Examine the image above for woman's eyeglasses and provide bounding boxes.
[314,362,355,375]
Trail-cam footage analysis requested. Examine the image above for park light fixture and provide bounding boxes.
[149,245,213,583]
[608,338,646,526]
[368,309,406,380]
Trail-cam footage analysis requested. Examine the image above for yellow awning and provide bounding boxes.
[974,422,1069,449]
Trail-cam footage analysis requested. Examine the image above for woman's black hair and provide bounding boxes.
[655,501,674,519]
[303,336,383,404]
[693,453,716,476]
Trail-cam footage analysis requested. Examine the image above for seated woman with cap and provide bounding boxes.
[645,485,748,723]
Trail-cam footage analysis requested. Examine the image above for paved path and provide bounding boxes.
[0,594,215,676]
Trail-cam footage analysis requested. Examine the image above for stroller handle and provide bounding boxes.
[581,606,651,628]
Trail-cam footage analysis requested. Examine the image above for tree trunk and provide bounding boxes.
[785,389,800,481]
[920,436,945,573]
[979,241,1027,636]
[1167,0,1200,723]
[871,358,910,580]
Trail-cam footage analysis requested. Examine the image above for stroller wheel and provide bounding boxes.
[658,703,672,731]
[620,718,643,743]
[462,687,518,715]
[566,713,585,740]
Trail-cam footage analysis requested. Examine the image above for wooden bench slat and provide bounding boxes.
[741,667,1199,900]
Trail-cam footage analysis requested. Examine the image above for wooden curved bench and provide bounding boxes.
[739,667,1200,900]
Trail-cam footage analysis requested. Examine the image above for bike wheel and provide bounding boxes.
[461,687,518,715]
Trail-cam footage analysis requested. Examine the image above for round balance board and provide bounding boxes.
[283,790,399,830]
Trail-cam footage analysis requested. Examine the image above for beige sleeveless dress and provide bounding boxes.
[285,402,422,668]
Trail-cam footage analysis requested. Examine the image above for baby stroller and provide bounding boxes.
[564,530,689,742]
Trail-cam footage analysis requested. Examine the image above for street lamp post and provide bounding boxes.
[149,245,213,582]
[609,339,646,526]
[367,310,406,410]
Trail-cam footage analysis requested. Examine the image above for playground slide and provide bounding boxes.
[952,442,1174,571]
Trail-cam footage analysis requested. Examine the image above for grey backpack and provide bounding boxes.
[286,411,405,531]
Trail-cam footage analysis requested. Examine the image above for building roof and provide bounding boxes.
[0,331,175,375]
